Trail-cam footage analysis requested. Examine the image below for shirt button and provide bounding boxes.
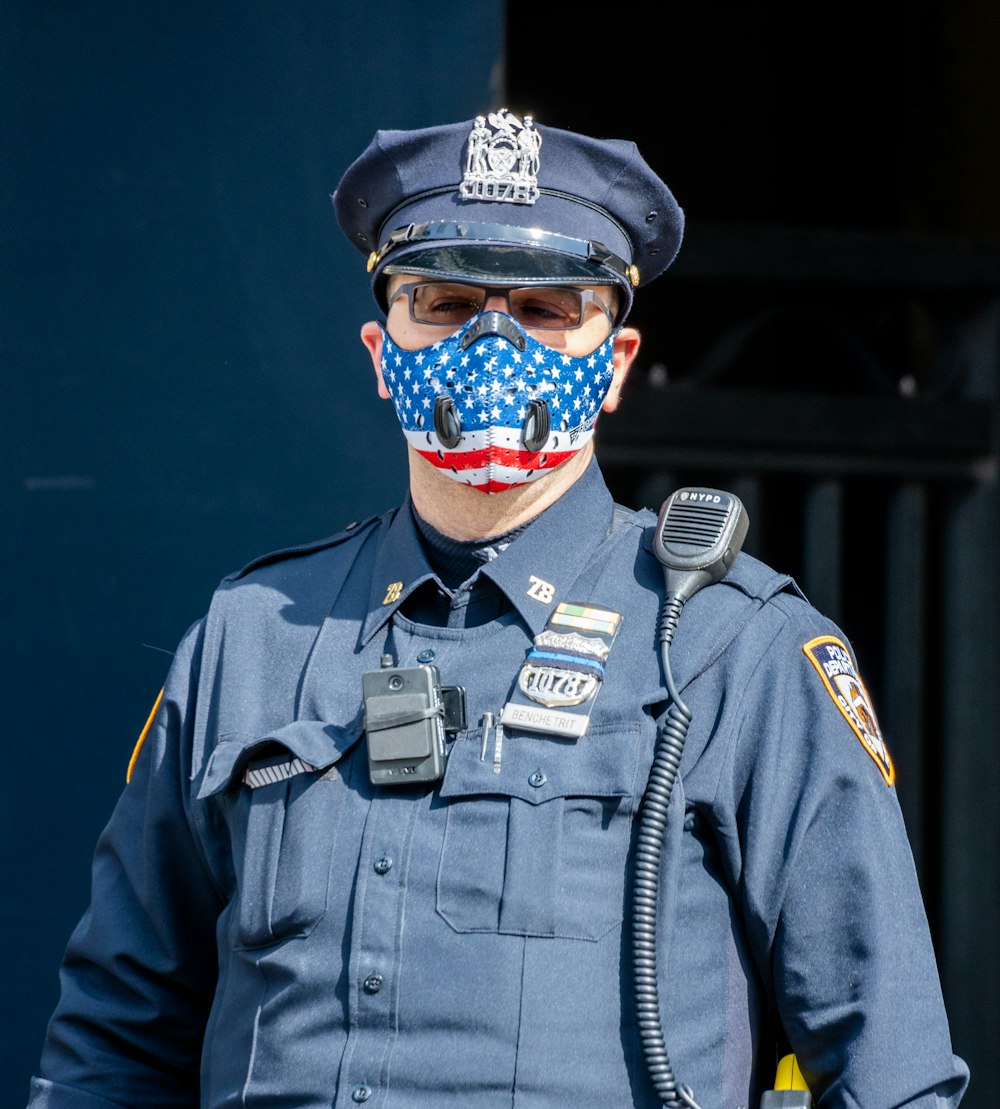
[363,973,384,993]
[528,769,547,788]
[373,855,392,875]
[352,1084,372,1102]
[417,649,436,662]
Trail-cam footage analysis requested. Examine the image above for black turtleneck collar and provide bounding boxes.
[410,503,528,591]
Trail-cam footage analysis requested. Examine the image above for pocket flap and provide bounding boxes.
[440,721,643,805]
[197,719,362,799]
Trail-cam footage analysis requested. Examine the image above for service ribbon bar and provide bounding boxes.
[550,603,621,636]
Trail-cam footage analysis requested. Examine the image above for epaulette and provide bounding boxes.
[636,515,804,605]
[223,512,386,583]
[716,551,805,605]
[609,501,643,535]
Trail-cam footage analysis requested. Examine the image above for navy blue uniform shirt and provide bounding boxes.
[29,460,968,1107]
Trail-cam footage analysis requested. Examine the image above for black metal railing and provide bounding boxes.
[597,223,1000,1099]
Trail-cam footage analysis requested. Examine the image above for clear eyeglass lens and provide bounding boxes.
[509,287,584,330]
[410,283,586,330]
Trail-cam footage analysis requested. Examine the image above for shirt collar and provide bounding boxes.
[360,499,439,645]
[360,456,615,645]
[479,457,615,637]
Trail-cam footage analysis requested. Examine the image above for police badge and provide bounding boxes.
[460,109,541,205]
[500,603,621,738]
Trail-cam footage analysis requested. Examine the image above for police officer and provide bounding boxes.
[28,108,968,1108]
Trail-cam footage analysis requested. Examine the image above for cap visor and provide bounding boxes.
[382,244,620,287]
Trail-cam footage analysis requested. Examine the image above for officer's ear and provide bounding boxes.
[602,327,641,413]
[360,321,391,400]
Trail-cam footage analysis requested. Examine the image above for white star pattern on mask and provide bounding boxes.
[377,323,616,488]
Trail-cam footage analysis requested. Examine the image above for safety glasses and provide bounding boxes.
[388,280,615,331]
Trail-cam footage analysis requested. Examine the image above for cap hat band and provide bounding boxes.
[375,184,635,256]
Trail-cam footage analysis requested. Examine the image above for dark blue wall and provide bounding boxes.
[2,2,503,1098]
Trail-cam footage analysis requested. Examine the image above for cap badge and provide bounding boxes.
[460,109,541,206]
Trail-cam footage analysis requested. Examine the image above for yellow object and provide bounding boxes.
[774,1054,809,1091]
[127,688,164,783]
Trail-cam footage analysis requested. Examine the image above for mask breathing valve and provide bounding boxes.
[433,395,462,449]
[522,398,551,453]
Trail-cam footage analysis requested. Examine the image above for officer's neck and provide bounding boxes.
[407,442,595,541]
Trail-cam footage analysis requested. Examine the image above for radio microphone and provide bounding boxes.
[633,487,750,1109]
[653,487,750,634]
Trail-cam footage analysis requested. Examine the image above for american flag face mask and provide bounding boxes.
[377,312,618,494]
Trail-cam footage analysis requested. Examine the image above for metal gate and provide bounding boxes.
[597,222,1000,1102]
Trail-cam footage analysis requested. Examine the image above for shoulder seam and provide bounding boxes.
[222,512,386,583]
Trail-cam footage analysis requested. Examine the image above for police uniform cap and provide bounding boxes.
[332,108,684,322]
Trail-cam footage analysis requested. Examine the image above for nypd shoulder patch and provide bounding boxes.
[802,635,895,786]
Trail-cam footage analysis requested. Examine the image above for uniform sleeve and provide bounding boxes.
[29,618,225,1108]
[730,603,969,1108]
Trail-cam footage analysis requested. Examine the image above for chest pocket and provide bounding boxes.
[436,721,645,941]
[197,719,362,950]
